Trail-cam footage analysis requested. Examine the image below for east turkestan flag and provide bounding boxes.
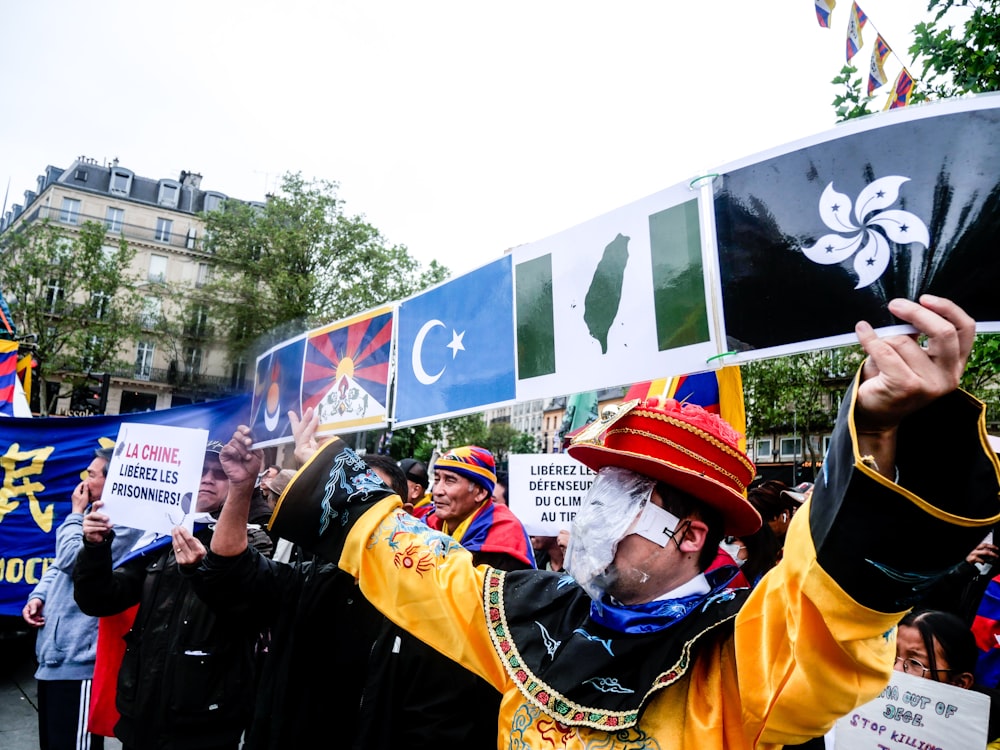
[394,256,516,426]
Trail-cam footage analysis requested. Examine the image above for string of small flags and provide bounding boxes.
[814,0,914,109]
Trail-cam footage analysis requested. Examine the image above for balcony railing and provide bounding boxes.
[24,205,208,253]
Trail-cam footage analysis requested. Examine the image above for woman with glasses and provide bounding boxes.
[895,609,1000,749]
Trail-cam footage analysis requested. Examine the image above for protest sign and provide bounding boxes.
[102,423,209,536]
[833,668,988,749]
[508,453,595,536]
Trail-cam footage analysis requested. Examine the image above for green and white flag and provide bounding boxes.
[514,181,722,401]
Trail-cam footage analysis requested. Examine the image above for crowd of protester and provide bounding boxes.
[17,294,1000,749]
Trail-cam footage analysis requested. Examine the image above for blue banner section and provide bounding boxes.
[0,395,250,616]
[394,256,516,425]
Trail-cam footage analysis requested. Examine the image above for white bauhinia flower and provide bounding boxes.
[801,176,930,288]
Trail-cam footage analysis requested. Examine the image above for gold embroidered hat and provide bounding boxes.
[567,397,760,536]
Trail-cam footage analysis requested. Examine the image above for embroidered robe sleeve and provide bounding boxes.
[339,497,510,689]
[736,370,1000,746]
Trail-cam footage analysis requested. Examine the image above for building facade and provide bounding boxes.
[1,156,258,415]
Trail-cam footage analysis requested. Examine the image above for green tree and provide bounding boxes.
[743,348,864,476]
[201,173,448,360]
[1,219,143,414]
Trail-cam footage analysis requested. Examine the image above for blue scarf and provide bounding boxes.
[589,563,744,634]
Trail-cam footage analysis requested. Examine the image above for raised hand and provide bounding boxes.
[854,295,975,433]
[171,525,207,566]
[289,407,321,466]
[82,499,114,543]
[220,425,262,488]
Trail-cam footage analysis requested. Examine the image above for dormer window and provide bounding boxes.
[109,168,133,196]
[203,192,226,212]
[158,180,180,208]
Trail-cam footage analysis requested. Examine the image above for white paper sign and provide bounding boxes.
[102,423,209,536]
[508,453,596,536]
[833,668,989,750]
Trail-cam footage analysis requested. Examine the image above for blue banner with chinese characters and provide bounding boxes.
[0,396,250,617]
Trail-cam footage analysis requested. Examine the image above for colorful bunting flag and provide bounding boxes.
[815,0,836,29]
[0,340,17,417]
[867,34,892,95]
[846,1,868,63]
[885,67,914,109]
[624,366,747,452]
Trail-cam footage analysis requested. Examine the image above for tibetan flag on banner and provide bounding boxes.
[301,305,393,437]
[815,0,836,28]
[885,67,914,109]
[0,340,17,417]
[624,366,746,452]
[394,256,516,426]
[845,1,868,62]
[867,34,891,95]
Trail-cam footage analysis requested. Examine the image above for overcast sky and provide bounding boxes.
[2,1,930,278]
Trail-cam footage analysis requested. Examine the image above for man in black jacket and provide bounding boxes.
[73,440,270,750]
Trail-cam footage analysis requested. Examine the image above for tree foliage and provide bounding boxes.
[0,219,143,414]
[201,173,449,360]
[743,348,864,475]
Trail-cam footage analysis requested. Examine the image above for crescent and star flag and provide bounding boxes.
[301,305,393,436]
[0,340,17,417]
[867,34,891,95]
[394,256,515,426]
[714,96,1000,360]
[885,67,914,110]
[814,0,836,29]
[624,367,747,452]
[845,1,868,63]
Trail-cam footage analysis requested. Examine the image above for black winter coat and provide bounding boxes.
[73,527,264,750]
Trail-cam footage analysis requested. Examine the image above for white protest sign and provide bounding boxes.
[833,668,988,750]
[508,453,595,536]
[102,423,209,536]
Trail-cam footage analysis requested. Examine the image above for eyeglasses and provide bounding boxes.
[895,656,953,678]
[202,466,227,481]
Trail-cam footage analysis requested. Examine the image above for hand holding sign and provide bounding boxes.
[220,424,262,489]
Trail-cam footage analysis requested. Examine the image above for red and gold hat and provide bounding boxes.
[567,397,760,536]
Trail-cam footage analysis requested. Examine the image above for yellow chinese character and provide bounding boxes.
[0,443,56,532]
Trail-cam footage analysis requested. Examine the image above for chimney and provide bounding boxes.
[180,171,203,189]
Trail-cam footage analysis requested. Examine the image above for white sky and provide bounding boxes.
[1,1,929,278]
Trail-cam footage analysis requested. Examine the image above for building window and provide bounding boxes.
[105,206,124,233]
[185,346,203,374]
[135,341,154,380]
[780,437,803,459]
[154,218,173,243]
[186,227,197,250]
[756,439,772,461]
[203,192,225,212]
[187,305,209,337]
[148,254,167,283]
[230,357,247,389]
[158,181,180,208]
[110,168,133,196]
[141,297,161,329]
[82,335,103,371]
[196,262,210,287]
[60,197,81,224]
[91,291,110,320]
[45,279,64,313]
